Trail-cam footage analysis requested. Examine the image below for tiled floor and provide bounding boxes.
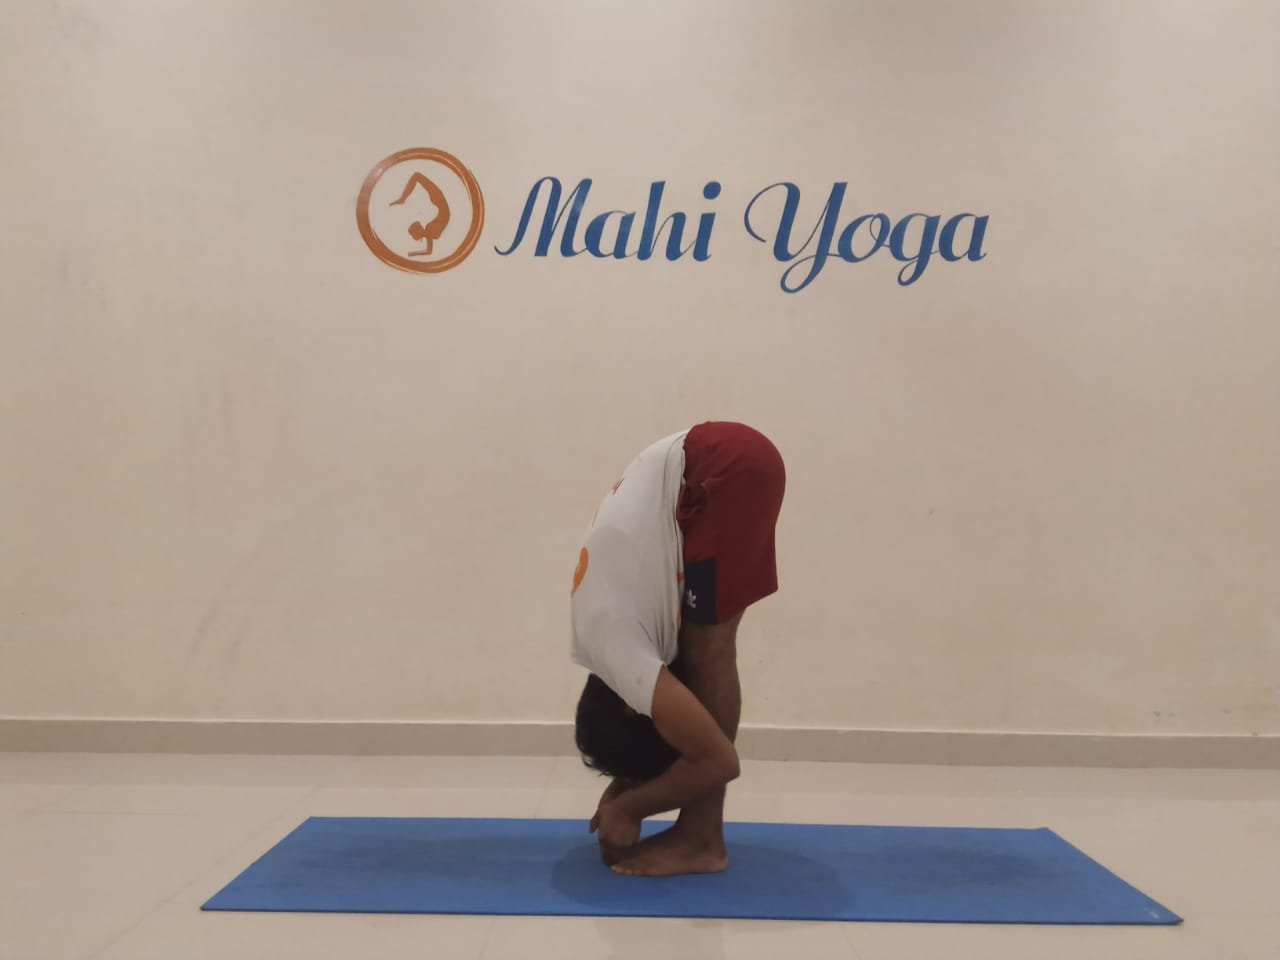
[1,752,1276,959]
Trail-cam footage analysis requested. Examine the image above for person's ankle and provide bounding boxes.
[671,822,726,852]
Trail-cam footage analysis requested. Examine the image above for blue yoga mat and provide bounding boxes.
[203,817,1180,924]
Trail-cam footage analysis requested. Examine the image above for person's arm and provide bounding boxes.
[610,667,740,822]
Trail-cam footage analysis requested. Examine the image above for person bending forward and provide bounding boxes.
[570,422,785,877]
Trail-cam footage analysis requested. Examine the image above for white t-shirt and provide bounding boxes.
[570,431,687,716]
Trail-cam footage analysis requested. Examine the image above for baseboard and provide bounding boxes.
[735,726,1280,769]
[0,718,570,758]
[2,717,1276,768]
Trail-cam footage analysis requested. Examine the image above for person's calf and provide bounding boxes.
[674,787,727,843]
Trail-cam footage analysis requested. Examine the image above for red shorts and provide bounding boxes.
[677,422,786,625]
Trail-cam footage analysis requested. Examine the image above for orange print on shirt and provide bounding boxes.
[572,547,589,596]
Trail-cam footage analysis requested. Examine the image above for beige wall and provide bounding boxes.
[2,0,1277,737]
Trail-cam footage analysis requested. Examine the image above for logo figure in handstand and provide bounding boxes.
[389,173,451,257]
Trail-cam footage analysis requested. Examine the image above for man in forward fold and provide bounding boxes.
[570,422,785,876]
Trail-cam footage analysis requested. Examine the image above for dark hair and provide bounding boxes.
[575,674,678,781]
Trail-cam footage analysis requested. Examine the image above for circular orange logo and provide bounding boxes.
[356,148,485,273]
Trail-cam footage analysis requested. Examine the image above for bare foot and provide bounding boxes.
[599,819,677,866]
[611,832,728,877]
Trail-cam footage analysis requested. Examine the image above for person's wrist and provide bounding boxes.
[612,790,643,820]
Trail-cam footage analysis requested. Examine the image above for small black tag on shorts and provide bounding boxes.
[681,557,719,625]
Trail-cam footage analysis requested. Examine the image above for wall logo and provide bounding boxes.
[356,148,485,274]
[357,147,988,291]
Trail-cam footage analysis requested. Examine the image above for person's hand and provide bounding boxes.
[590,800,641,850]
[589,778,631,833]
[589,781,636,865]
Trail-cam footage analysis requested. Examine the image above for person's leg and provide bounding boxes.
[613,422,781,876]
[671,615,742,836]
[611,614,742,876]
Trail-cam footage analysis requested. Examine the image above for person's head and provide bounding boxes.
[575,674,678,781]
